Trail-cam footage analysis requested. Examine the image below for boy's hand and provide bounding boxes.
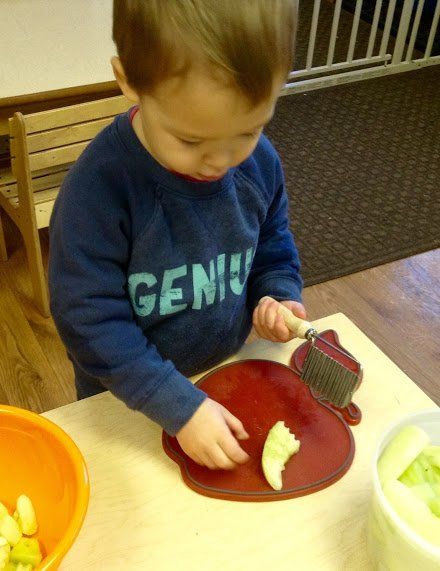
[252,297,307,343]
[176,398,250,470]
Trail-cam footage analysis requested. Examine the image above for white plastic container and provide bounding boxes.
[367,409,440,571]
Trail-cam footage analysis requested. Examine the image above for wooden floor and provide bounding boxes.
[0,214,439,413]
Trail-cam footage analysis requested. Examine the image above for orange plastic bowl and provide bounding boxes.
[0,405,89,570]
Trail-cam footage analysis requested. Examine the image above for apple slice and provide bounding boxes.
[10,538,42,568]
[0,515,22,547]
[424,446,440,469]
[0,504,8,520]
[262,421,300,491]
[5,563,33,571]
[378,425,430,486]
[383,479,440,547]
[0,536,11,568]
[14,496,38,536]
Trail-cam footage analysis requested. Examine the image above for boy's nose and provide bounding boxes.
[202,151,232,173]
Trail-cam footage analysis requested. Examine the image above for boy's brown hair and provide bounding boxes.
[113,0,297,104]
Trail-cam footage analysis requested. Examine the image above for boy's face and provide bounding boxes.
[118,62,282,181]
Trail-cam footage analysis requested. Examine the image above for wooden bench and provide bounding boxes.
[0,95,131,316]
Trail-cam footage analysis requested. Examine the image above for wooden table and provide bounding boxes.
[0,0,118,148]
[43,313,437,570]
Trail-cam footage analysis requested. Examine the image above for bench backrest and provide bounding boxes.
[9,95,132,178]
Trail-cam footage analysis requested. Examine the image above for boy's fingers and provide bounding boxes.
[261,299,293,340]
[254,321,280,343]
[222,407,249,440]
[218,415,250,464]
[273,313,292,342]
[281,300,307,320]
[254,297,309,342]
[220,435,250,465]
[265,305,278,331]
[252,303,265,332]
[210,445,237,470]
[200,454,217,470]
[259,295,275,305]
[191,453,204,466]
[253,304,279,342]
[261,296,307,320]
[258,297,277,329]
[252,315,266,340]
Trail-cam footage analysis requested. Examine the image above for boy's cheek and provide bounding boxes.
[169,152,199,173]
[239,140,261,164]
[151,143,193,172]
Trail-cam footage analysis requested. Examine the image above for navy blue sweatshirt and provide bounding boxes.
[49,109,302,435]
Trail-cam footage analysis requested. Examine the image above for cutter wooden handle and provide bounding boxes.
[260,296,315,339]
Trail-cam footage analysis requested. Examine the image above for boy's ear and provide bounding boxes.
[111,56,140,103]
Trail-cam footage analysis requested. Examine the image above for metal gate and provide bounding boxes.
[284,0,440,94]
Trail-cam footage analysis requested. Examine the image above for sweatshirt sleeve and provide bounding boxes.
[48,162,206,436]
[247,145,303,307]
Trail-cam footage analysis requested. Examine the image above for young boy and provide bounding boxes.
[49,0,306,471]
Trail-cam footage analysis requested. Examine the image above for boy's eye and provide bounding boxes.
[179,138,201,146]
[242,130,261,138]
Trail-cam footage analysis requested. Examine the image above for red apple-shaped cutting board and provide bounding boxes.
[163,333,362,501]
